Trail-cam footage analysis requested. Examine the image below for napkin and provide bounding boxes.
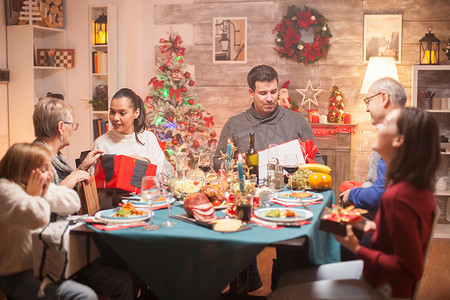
[89,222,147,231]
[251,216,310,229]
[270,199,321,207]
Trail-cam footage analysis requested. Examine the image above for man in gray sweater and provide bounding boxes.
[213,64,324,171]
[212,65,324,292]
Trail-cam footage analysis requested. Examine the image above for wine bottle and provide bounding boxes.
[245,132,259,182]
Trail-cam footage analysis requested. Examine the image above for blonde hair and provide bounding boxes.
[0,143,52,187]
[33,97,73,138]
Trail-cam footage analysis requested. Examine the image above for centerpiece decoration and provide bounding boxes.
[146,33,218,168]
[273,5,332,64]
[327,86,345,123]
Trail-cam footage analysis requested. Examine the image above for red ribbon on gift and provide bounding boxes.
[298,139,319,164]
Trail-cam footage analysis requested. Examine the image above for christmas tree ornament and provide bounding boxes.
[296,80,322,111]
[146,32,217,168]
[210,132,216,138]
[172,69,182,81]
[327,86,346,123]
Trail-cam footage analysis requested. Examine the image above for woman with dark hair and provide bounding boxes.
[269,107,440,300]
[93,88,165,174]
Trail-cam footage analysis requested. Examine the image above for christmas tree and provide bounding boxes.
[327,86,345,123]
[145,33,217,168]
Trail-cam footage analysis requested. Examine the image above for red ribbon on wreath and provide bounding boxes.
[296,10,314,29]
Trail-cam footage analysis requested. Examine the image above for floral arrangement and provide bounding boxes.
[273,5,332,64]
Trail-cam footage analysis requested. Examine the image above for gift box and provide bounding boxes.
[319,207,368,240]
[94,154,157,193]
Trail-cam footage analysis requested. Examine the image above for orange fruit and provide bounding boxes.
[321,173,332,188]
[308,173,323,189]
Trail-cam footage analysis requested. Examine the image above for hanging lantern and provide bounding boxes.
[419,26,440,64]
[94,11,108,45]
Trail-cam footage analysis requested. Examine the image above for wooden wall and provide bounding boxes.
[154,0,450,182]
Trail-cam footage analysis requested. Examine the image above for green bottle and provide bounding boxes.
[245,132,259,183]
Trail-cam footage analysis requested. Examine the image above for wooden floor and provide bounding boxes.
[245,238,450,300]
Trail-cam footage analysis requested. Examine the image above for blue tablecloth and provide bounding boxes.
[88,190,339,300]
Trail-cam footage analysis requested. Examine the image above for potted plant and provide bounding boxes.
[90,84,108,111]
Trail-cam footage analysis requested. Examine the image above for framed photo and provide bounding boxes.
[5,0,65,28]
[213,17,247,63]
[364,14,402,63]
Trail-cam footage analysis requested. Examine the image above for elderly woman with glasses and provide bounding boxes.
[33,97,103,189]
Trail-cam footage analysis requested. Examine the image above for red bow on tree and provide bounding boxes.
[298,139,319,164]
[203,113,214,127]
[159,33,186,57]
[169,87,181,101]
[152,79,165,90]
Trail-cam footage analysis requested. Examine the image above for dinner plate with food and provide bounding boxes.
[275,191,323,203]
[254,208,313,223]
[122,196,175,208]
[95,203,152,224]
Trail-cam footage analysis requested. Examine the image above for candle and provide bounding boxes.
[226,139,231,168]
[344,112,351,124]
[423,50,437,64]
[319,115,327,123]
[237,154,245,193]
[311,112,319,123]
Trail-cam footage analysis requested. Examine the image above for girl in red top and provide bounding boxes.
[269,107,440,299]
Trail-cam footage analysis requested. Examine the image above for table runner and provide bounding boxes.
[88,190,339,300]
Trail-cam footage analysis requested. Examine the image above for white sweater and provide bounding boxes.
[93,129,165,174]
[0,179,80,276]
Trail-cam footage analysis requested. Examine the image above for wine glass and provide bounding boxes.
[176,152,188,179]
[283,154,299,193]
[141,175,161,231]
[161,173,177,227]
[197,153,213,174]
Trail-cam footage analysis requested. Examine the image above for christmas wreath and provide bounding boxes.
[273,5,332,64]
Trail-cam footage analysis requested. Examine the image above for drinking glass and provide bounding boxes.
[141,175,161,230]
[197,152,213,174]
[176,152,188,179]
[267,144,278,178]
[260,177,275,208]
[236,192,253,225]
[283,154,299,193]
[161,174,177,227]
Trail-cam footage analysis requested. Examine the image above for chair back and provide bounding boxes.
[411,207,440,300]
[78,176,100,216]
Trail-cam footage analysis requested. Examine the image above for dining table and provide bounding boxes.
[71,190,340,300]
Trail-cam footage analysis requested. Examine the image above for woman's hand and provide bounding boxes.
[59,170,90,189]
[363,220,376,233]
[333,224,361,254]
[26,169,47,197]
[79,150,104,171]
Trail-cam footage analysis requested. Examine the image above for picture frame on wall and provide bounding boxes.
[364,14,402,63]
[213,17,247,63]
[5,0,65,28]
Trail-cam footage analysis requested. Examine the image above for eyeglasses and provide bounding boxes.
[363,92,381,106]
[63,122,79,131]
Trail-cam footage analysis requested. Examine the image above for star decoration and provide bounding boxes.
[296,80,322,110]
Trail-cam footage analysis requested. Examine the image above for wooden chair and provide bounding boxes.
[78,177,100,216]
[411,207,440,300]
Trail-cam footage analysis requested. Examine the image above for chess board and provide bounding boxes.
[37,49,75,68]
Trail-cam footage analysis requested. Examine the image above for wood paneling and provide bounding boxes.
[151,0,450,184]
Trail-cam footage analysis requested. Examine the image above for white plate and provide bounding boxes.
[94,209,152,224]
[275,191,323,203]
[254,208,313,223]
[122,198,175,208]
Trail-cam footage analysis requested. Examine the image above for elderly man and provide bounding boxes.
[213,64,324,171]
[340,77,407,216]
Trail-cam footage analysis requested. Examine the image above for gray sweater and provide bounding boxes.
[213,104,324,170]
